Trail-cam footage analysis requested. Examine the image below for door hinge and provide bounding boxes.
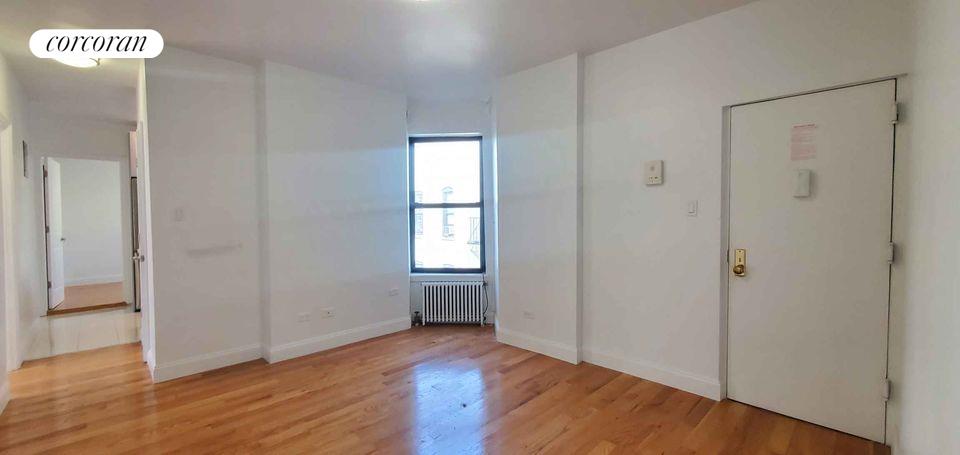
[881,378,892,401]
[43,168,48,178]
[887,242,896,264]
[891,102,901,125]
[45,225,50,233]
[47,281,52,289]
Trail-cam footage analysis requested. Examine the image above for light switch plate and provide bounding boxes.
[687,200,698,217]
[794,169,812,198]
[645,160,663,185]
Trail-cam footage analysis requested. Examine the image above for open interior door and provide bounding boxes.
[43,158,65,310]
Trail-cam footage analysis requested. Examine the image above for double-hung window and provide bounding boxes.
[409,136,484,273]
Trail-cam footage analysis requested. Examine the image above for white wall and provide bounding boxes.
[494,54,581,364]
[891,0,960,453]
[406,99,498,321]
[260,62,410,362]
[0,48,36,409]
[580,0,912,400]
[145,47,262,380]
[28,108,135,305]
[58,158,123,286]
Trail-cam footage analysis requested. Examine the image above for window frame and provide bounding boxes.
[409,135,485,274]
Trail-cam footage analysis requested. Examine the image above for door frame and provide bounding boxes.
[718,75,902,442]
[41,155,137,313]
[41,158,59,311]
[0,113,17,371]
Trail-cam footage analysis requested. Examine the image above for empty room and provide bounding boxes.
[0,0,955,453]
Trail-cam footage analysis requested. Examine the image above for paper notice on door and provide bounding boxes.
[790,123,818,160]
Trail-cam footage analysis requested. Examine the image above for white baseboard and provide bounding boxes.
[582,348,722,400]
[17,317,45,366]
[153,343,262,383]
[266,317,411,364]
[65,275,124,287]
[0,380,10,415]
[145,348,156,381]
[496,327,580,364]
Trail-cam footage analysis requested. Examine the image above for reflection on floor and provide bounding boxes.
[49,282,126,315]
[1,326,887,453]
[26,308,140,360]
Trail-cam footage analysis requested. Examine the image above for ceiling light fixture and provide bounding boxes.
[53,56,100,68]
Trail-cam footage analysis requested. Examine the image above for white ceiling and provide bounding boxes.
[0,0,755,121]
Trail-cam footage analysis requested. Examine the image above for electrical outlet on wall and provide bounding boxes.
[523,311,535,320]
[388,288,400,296]
[645,160,664,185]
[321,308,335,319]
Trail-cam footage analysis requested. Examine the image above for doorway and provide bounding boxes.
[43,157,130,315]
[726,80,896,442]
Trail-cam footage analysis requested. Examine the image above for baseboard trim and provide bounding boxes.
[153,344,262,383]
[145,348,156,381]
[582,348,722,400]
[266,317,411,364]
[17,317,46,366]
[65,276,124,286]
[0,380,10,415]
[496,327,580,364]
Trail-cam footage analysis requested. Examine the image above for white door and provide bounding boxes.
[134,122,152,362]
[44,158,66,309]
[728,80,895,442]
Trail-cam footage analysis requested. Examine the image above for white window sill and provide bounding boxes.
[410,273,485,282]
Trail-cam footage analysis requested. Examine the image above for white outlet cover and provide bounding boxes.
[645,160,663,185]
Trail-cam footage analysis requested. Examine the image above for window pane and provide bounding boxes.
[412,140,481,204]
[414,207,481,269]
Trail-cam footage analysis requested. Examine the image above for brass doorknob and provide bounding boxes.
[732,248,746,277]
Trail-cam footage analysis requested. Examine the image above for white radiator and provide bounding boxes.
[421,281,485,325]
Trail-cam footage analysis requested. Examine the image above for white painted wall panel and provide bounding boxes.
[494,54,580,363]
[145,47,262,379]
[58,158,123,286]
[261,62,410,359]
[893,0,960,452]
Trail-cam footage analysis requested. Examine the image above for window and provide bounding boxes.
[441,187,454,239]
[414,192,424,237]
[409,136,484,273]
[468,217,480,245]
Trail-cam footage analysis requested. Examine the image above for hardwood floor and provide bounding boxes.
[49,282,126,315]
[0,326,888,454]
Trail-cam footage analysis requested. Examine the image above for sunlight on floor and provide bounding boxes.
[25,309,141,360]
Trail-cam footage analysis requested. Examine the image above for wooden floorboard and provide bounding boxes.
[0,326,890,454]
[49,282,126,315]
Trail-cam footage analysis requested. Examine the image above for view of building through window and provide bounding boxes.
[410,137,483,272]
